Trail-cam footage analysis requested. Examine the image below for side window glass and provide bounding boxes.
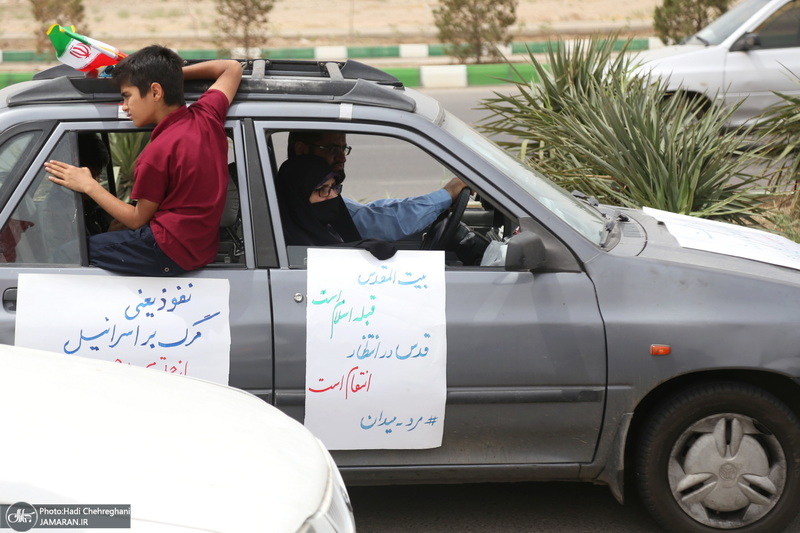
[0,137,81,264]
[757,4,800,48]
[271,131,514,268]
[216,134,245,265]
[0,132,38,193]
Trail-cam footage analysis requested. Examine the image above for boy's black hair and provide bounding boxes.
[112,45,185,106]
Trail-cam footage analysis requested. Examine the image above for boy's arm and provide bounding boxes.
[44,160,158,230]
[183,60,243,105]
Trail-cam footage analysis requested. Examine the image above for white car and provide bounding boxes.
[0,344,355,533]
[635,0,800,126]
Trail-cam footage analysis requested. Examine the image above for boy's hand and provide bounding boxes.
[45,160,98,194]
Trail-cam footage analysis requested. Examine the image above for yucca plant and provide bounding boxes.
[109,131,150,202]
[757,82,800,193]
[752,84,800,240]
[478,36,779,225]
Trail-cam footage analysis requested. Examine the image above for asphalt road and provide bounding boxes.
[348,481,664,533]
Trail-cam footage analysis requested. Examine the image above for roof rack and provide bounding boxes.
[9,58,414,112]
[185,58,404,87]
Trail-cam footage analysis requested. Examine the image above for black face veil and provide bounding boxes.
[276,155,362,246]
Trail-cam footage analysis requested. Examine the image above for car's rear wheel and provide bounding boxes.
[635,381,800,533]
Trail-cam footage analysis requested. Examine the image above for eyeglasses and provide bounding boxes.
[313,144,352,156]
[314,183,344,198]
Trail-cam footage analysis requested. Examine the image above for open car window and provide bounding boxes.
[269,130,517,268]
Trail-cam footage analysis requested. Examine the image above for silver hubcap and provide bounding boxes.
[668,414,786,529]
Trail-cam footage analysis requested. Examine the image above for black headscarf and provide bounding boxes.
[276,155,362,246]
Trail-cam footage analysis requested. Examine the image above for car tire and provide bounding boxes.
[635,381,800,533]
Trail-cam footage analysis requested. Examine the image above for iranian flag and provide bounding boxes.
[46,24,127,72]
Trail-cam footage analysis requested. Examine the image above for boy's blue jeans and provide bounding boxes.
[88,224,187,276]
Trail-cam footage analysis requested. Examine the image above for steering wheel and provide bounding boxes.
[421,187,470,250]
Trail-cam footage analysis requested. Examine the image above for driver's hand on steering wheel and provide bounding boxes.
[443,177,469,204]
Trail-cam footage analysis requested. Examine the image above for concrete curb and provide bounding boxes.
[0,37,663,90]
[0,37,658,63]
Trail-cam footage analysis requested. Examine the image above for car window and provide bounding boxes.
[0,132,37,193]
[695,0,772,45]
[271,131,456,201]
[441,112,608,246]
[756,2,800,48]
[269,130,518,267]
[0,136,81,264]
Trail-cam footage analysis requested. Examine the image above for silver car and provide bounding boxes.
[636,0,800,126]
[1,59,800,533]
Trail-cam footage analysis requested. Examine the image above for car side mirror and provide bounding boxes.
[731,32,761,52]
[505,230,546,271]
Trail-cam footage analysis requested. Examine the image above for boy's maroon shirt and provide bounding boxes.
[131,89,230,270]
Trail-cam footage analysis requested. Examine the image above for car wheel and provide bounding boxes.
[635,381,800,533]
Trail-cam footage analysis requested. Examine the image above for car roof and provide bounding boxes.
[2,58,418,113]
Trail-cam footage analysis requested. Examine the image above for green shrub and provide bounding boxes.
[754,75,800,239]
[653,0,729,45]
[478,36,777,225]
[433,0,517,64]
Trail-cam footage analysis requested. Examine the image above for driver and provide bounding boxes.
[286,131,467,241]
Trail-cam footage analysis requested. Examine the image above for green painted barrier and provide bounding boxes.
[2,50,53,62]
[511,41,561,55]
[0,72,35,88]
[263,48,315,60]
[0,63,542,90]
[1,38,650,64]
[347,45,400,59]
[466,63,540,85]
[427,44,449,57]
[384,67,421,88]
[180,49,222,60]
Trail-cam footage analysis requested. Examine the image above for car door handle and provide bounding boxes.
[3,288,17,312]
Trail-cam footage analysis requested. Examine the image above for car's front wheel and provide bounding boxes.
[636,381,800,533]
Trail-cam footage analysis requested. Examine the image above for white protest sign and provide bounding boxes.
[305,248,447,450]
[644,207,800,271]
[15,274,231,384]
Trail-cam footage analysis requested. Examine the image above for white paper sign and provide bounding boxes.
[15,274,231,384]
[644,207,800,271]
[305,248,447,450]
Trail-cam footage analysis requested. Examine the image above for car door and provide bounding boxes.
[724,0,800,119]
[259,118,607,469]
[0,120,275,400]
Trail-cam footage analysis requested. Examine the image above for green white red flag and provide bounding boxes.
[46,24,127,72]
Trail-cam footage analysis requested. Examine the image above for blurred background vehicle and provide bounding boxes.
[634,0,800,126]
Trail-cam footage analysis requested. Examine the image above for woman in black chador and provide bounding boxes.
[276,154,361,246]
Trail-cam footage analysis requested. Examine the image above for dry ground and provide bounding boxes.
[0,0,661,51]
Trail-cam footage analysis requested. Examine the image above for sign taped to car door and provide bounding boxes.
[15,274,231,384]
[305,248,446,450]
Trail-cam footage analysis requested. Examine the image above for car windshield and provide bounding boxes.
[441,112,607,246]
[692,0,772,45]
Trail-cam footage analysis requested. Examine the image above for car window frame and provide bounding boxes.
[0,122,87,266]
[254,119,556,270]
[0,121,55,218]
[755,1,800,48]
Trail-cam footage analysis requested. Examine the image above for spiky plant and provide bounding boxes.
[478,36,779,225]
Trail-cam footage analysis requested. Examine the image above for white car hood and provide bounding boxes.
[634,44,709,63]
[634,45,726,73]
[0,345,329,533]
